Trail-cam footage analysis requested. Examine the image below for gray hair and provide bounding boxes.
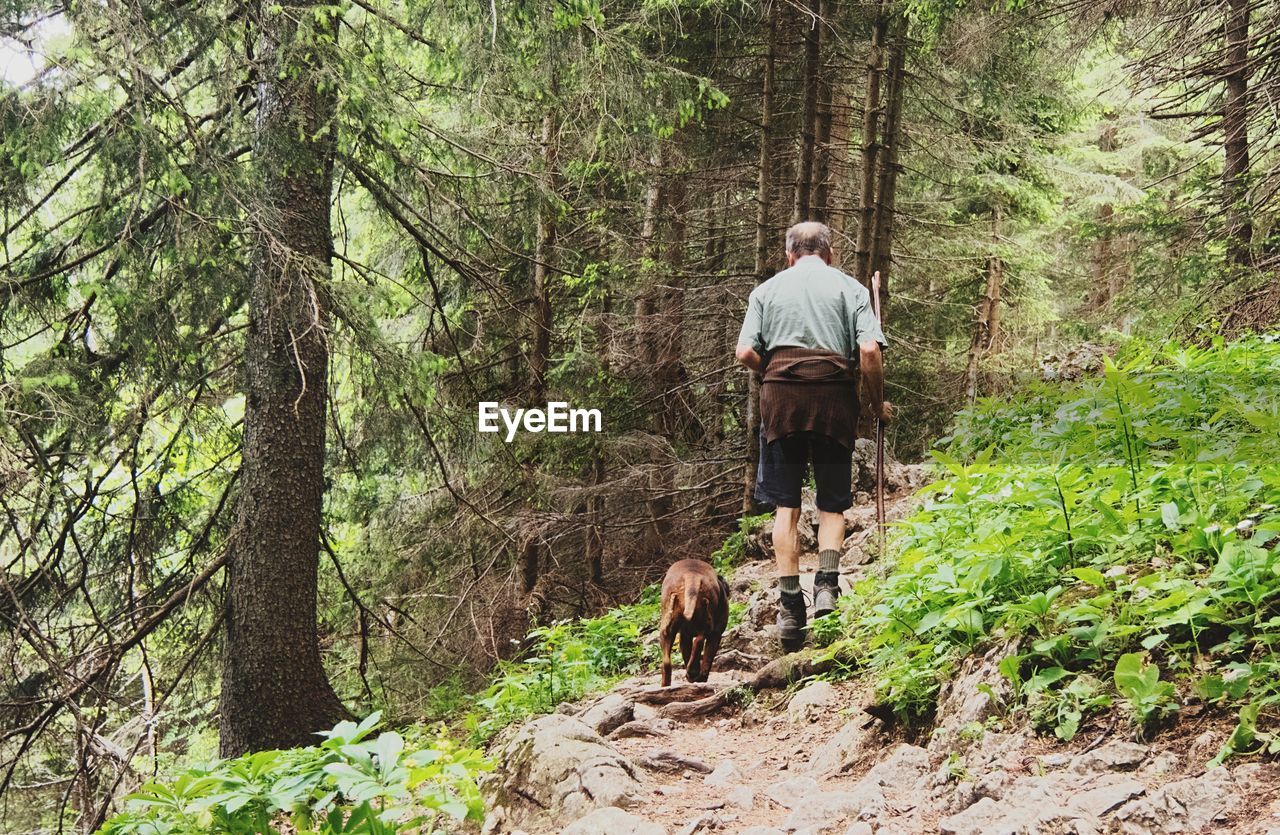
[785,221,833,257]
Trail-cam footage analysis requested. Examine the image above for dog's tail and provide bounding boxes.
[682,582,699,621]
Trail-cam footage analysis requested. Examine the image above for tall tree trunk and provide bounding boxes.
[219,0,346,757]
[745,6,776,518]
[656,178,690,438]
[521,109,559,595]
[635,154,664,366]
[827,80,852,253]
[1089,202,1116,308]
[854,8,887,287]
[706,191,730,446]
[1222,0,1252,267]
[794,0,821,222]
[811,0,834,222]
[869,16,905,316]
[644,177,686,554]
[530,110,558,404]
[964,205,1003,405]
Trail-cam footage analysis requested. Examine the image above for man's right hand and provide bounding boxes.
[875,400,895,423]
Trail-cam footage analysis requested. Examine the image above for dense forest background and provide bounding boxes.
[1,0,1277,830]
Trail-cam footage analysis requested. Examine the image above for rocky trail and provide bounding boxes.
[478,445,1280,835]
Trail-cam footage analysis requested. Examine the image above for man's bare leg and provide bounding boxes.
[773,506,801,578]
[772,506,806,650]
[817,510,845,553]
[814,509,845,617]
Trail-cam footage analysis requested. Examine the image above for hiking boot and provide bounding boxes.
[813,570,842,619]
[777,589,807,652]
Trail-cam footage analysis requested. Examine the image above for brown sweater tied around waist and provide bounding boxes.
[760,346,859,449]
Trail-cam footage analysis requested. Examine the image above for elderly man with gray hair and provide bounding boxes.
[735,221,890,651]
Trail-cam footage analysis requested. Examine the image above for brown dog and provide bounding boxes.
[658,559,730,687]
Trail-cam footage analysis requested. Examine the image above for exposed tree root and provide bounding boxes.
[624,682,719,705]
[659,649,836,719]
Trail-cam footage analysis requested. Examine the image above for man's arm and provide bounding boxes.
[735,291,765,372]
[859,339,893,421]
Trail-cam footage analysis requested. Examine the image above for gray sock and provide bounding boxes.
[778,575,801,594]
[819,549,841,573]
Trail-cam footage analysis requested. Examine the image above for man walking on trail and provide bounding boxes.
[735,221,890,652]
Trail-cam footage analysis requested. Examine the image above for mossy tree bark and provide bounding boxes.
[218,0,347,757]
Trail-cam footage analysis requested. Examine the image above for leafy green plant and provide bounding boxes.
[464,596,660,743]
[1112,653,1177,734]
[712,513,773,573]
[828,336,1280,743]
[1028,673,1111,741]
[98,713,490,835]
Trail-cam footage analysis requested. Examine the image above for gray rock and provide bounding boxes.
[610,720,669,740]
[808,719,870,775]
[939,772,1142,835]
[632,701,660,722]
[632,702,659,722]
[852,438,910,493]
[1183,730,1219,768]
[561,807,668,835]
[937,774,1084,835]
[480,806,508,835]
[860,743,930,790]
[580,693,636,736]
[675,812,722,835]
[928,641,1016,752]
[764,776,820,808]
[1069,778,1145,817]
[843,824,874,835]
[781,787,886,832]
[483,714,643,823]
[1070,741,1149,774]
[1113,767,1239,833]
[788,681,838,723]
[704,759,741,787]
[638,750,714,774]
[939,797,1014,835]
[739,829,784,835]
[973,769,1013,802]
[726,785,755,810]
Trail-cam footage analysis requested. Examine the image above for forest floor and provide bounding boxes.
[480,485,1280,835]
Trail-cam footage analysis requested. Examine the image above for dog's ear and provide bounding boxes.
[718,575,730,596]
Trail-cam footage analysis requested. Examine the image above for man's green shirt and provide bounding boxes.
[736,255,886,361]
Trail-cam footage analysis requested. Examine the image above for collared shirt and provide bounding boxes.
[736,255,885,361]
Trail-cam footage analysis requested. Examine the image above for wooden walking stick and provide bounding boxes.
[871,271,886,554]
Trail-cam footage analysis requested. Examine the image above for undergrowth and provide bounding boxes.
[99,713,489,835]
[827,335,1280,762]
[462,583,745,744]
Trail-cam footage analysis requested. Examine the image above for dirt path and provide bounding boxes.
[485,488,1280,834]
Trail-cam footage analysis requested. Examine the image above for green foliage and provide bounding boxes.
[711,513,772,573]
[1113,652,1176,733]
[464,595,660,743]
[833,336,1280,751]
[98,713,490,835]
[460,524,751,744]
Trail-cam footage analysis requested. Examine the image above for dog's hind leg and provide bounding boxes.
[686,634,706,682]
[699,632,722,681]
[659,628,674,688]
[679,630,693,673]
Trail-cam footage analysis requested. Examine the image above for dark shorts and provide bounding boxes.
[754,430,853,513]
